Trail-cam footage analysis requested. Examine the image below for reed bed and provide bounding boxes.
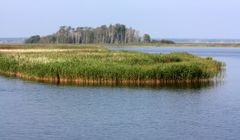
[0,44,223,86]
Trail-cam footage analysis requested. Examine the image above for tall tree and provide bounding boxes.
[143,34,151,43]
[26,24,146,44]
[25,35,40,43]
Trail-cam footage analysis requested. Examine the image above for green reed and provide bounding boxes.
[0,45,223,83]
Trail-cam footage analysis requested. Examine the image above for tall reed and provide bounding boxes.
[0,45,223,85]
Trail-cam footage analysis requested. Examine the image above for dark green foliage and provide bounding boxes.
[206,57,213,60]
[28,24,142,44]
[24,24,177,45]
[159,39,175,44]
[25,35,41,44]
[143,34,151,43]
[151,39,175,44]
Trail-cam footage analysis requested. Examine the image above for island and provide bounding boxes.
[0,44,222,86]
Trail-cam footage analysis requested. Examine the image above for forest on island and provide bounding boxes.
[25,24,175,44]
[26,24,149,44]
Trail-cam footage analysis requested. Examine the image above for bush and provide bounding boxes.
[25,35,41,44]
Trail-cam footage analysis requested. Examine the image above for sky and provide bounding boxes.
[1,0,240,38]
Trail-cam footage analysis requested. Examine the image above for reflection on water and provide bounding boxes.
[0,73,224,90]
[57,79,226,90]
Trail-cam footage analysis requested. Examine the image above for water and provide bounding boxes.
[1,47,240,140]
[0,38,25,44]
[169,38,240,43]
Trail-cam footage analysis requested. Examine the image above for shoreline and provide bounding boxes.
[1,43,240,48]
[110,43,240,48]
[0,71,218,86]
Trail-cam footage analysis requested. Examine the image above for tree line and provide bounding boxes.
[25,24,175,44]
[26,24,148,44]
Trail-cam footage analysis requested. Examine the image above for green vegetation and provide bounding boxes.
[0,44,222,86]
[24,23,175,45]
[25,24,143,44]
[143,34,151,43]
[25,35,40,43]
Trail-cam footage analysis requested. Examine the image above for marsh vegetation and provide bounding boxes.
[0,44,222,86]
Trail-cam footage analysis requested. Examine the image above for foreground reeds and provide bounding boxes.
[0,44,223,86]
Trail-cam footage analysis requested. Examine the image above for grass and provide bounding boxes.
[2,42,240,49]
[0,44,223,86]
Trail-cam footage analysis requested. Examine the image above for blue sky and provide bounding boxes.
[1,0,240,38]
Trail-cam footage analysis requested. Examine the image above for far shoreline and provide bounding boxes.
[1,43,240,48]
[110,43,240,48]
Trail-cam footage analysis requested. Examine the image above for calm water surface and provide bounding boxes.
[1,47,240,140]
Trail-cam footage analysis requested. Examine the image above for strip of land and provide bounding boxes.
[113,43,240,47]
[2,43,240,48]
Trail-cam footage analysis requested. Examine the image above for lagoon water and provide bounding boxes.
[1,47,240,140]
